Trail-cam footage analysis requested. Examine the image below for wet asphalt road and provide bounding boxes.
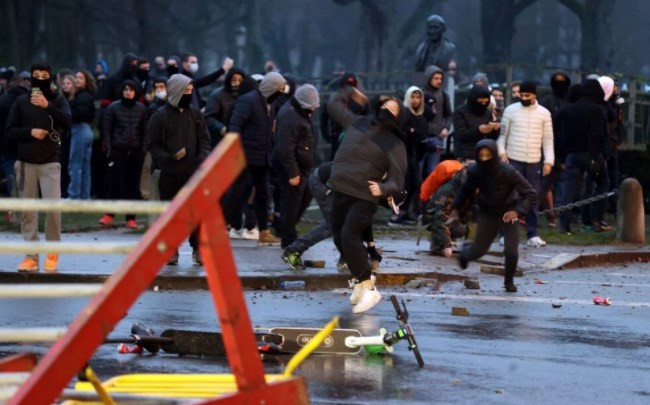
[2,264,650,404]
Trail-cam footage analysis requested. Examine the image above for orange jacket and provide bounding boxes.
[419,160,464,202]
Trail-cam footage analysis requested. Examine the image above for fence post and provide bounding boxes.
[616,178,645,244]
[627,78,637,145]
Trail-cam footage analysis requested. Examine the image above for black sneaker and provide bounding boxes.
[457,253,468,270]
[192,249,203,266]
[504,281,518,292]
[167,250,179,266]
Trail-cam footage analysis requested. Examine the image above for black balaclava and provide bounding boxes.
[120,79,138,108]
[178,93,192,109]
[467,85,491,115]
[266,91,283,104]
[30,62,53,95]
[224,67,246,97]
[166,55,181,77]
[550,72,571,99]
[120,53,139,78]
[475,139,500,174]
[374,97,407,140]
[136,68,149,82]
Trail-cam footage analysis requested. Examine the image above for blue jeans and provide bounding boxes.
[67,123,93,199]
[509,160,541,239]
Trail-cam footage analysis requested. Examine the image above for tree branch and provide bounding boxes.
[556,0,584,18]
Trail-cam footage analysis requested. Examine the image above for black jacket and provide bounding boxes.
[99,53,138,106]
[402,109,429,159]
[272,98,315,178]
[328,117,407,204]
[0,85,29,155]
[229,89,274,166]
[563,80,607,158]
[146,98,166,122]
[70,89,96,124]
[147,103,211,175]
[453,86,498,160]
[181,67,225,108]
[5,91,71,164]
[454,140,536,216]
[103,100,147,152]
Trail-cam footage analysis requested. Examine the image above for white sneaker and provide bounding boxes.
[349,275,377,305]
[242,228,259,240]
[527,236,547,247]
[498,237,504,246]
[352,287,382,314]
[229,228,243,239]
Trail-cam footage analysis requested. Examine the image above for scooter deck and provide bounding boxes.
[266,327,362,354]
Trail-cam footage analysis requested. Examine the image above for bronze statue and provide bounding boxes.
[415,15,457,72]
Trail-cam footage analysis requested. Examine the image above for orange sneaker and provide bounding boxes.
[99,214,114,226]
[18,257,39,272]
[126,219,138,229]
[44,253,58,273]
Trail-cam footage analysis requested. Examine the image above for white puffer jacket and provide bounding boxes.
[497,102,554,165]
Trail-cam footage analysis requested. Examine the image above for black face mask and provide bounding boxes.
[266,91,283,104]
[178,93,192,109]
[520,99,533,107]
[121,97,136,108]
[31,77,52,94]
[167,65,179,76]
[136,69,149,82]
[470,101,489,115]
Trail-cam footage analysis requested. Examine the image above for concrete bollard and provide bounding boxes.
[616,178,645,244]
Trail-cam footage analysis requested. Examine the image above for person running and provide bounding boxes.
[449,139,536,293]
[328,96,408,313]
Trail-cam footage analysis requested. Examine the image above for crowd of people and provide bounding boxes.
[0,53,624,313]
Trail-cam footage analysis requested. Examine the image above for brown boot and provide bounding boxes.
[258,229,280,245]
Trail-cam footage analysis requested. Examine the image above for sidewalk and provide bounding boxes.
[0,230,647,289]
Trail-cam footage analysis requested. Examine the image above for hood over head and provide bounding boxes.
[294,84,320,110]
[424,65,444,91]
[466,85,491,115]
[550,71,571,99]
[582,79,605,104]
[597,76,615,102]
[403,86,424,115]
[166,74,193,108]
[567,84,585,103]
[224,67,246,93]
[374,95,408,140]
[120,53,139,75]
[475,139,500,174]
[340,72,358,88]
[258,72,286,99]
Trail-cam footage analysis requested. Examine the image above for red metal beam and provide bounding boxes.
[0,353,37,372]
[200,206,266,390]
[9,135,262,404]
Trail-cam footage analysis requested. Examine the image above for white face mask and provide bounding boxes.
[189,62,199,73]
[155,90,167,100]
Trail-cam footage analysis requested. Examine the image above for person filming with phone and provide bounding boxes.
[5,63,71,273]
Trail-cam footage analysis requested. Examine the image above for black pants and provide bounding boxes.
[278,171,312,249]
[331,191,377,282]
[223,164,270,232]
[159,171,198,249]
[461,213,519,283]
[229,178,257,231]
[107,148,144,220]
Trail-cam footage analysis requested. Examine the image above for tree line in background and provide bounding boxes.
[0,0,646,80]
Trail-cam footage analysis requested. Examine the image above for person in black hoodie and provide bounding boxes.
[0,76,30,196]
[5,62,72,273]
[273,84,320,251]
[328,96,408,313]
[204,67,247,146]
[559,79,609,234]
[98,80,147,229]
[452,85,500,161]
[148,74,211,266]
[67,70,97,200]
[540,72,572,227]
[450,139,536,292]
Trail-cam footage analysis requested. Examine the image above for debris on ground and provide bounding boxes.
[463,279,480,290]
[593,296,612,305]
[452,307,470,316]
[552,303,562,308]
[534,279,548,284]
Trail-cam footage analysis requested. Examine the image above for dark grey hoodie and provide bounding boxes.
[423,65,452,136]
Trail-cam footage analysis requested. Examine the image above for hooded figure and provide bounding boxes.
[597,76,615,102]
[204,67,249,146]
[471,72,490,89]
[541,72,572,115]
[99,53,139,106]
[452,139,536,292]
[452,85,498,160]
[423,65,452,155]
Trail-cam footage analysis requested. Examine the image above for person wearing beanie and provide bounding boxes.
[226,71,287,245]
[450,140,537,292]
[323,72,369,160]
[98,80,147,230]
[327,96,408,313]
[5,62,72,273]
[271,84,320,261]
[540,72,572,228]
[497,80,554,248]
[148,74,211,265]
